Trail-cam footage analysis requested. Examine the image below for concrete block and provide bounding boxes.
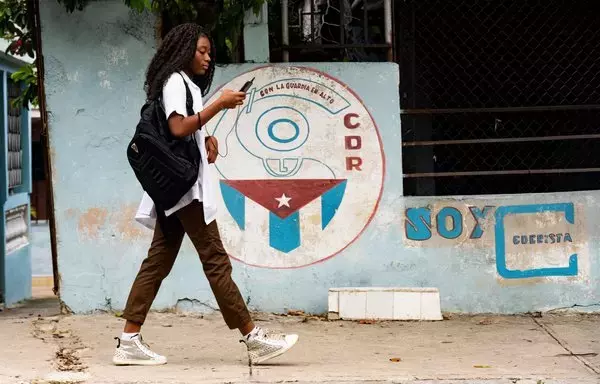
[393,290,421,320]
[338,290,367,320]
[328,290,339,313]
[329,287,442,321]
[366,290,394,320]
[420,289,444,321]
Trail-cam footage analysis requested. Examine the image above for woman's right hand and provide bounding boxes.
[218,89,246,109]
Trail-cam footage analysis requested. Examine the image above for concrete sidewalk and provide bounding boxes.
[0,298,598,384]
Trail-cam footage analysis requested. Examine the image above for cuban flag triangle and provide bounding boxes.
[219,179,347,253]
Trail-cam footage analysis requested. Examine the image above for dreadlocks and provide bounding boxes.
[144,23,216,101]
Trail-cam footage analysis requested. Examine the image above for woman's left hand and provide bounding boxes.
[205,136,218,164]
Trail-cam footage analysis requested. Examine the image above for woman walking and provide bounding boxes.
[113,23,298,366]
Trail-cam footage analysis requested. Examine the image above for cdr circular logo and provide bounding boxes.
[204,66,384,268]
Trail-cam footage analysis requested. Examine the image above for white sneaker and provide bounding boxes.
[112,334,167,366]
[241,328,299,365]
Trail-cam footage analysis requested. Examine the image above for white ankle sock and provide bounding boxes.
[244,326,260,339]
[121,332,140,341]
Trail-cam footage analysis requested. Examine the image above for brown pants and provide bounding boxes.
[123,201,251,330]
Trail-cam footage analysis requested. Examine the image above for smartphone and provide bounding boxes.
[239,77,255,93]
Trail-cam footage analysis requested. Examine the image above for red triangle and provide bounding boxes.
[222,179,346,219]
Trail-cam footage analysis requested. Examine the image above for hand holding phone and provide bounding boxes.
[217,78,254,110]
[218,90,246,109]
[239,77,255,93]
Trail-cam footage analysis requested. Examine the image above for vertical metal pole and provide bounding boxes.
[384,0,393,61]
[282,0,290,62]
[310,0,315,42]
[340,0,345,44]
[363,0,369,42]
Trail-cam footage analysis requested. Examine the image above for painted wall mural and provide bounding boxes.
[40,0,597,314]
[403,202,588,280]
[204,66,385,269]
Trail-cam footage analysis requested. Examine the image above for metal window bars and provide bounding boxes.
[278,0,393,62]
[7,78,23,191]
[397,0,600,196]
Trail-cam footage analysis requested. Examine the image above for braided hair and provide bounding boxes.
[144,23,216,101]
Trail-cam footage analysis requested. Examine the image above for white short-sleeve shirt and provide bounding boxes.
[134,71,218,229]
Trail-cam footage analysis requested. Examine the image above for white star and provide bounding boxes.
[275,193,292,208]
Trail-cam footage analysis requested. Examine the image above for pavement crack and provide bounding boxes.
[176,297,219,312]
[531,315,600,375]
[32,316,88,373]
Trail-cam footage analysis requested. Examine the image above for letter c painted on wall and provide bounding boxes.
[344,113,360,129]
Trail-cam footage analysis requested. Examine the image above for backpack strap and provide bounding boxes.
[178,72,195,117]
[177,72,200,150]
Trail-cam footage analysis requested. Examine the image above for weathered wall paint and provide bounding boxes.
[404,201,588,281]
[40,1,157,312]
[41,2,599,315]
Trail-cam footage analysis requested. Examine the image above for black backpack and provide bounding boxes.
[126,73,201,211]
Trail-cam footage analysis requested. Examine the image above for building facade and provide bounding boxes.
[1,51,32,307]
[39,0,600,315]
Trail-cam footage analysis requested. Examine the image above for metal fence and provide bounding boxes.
[397,0,600,196]
[271,0,393,62]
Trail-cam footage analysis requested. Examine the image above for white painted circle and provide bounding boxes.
[204,66,385,268]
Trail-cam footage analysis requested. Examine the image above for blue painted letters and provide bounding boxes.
[436,207,463,239]
[405,202,579,280]
[405,207,432,241]
[469,206,493,239]
[494,203,578,279]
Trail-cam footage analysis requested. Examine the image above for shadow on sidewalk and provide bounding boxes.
[0,296,61,319]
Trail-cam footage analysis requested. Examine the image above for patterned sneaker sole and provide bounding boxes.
[252,336,299,365]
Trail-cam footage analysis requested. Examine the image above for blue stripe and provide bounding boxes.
[321,181,347,229]
[269,211,300,253]
[220,182,245,230]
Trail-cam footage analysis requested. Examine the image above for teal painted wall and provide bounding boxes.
[1,59,32,306]
[243,2,270,63]
[40,1,599,315]
[4,193,31,306]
